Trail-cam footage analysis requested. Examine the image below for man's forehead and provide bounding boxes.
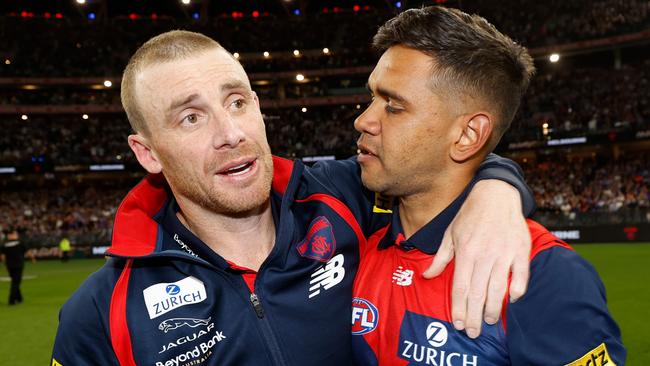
[368,47,433,92]
[137,52,249,99]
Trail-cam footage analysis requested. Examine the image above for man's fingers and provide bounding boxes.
[450,247,474,332]
[483,259,510,325]
[423,230,454,279]
[509,254,530,302]
[463,257,493,339]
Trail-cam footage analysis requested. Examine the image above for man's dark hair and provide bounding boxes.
[373,6,535,143]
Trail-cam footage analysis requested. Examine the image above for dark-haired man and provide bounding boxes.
[351,6,625,365]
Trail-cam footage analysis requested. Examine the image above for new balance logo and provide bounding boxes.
[392,266,414,287]
[309,254,345,298]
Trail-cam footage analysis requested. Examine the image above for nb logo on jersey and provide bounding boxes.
[309,254,345,298]
[426,321,449,347]
[392,266,414,286]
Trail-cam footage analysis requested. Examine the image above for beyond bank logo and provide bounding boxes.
[143,276,207,319]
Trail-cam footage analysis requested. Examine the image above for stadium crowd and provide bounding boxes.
[0,185,123,247]
[3,58,650,166]
[524,154,650,215]
[506,61,650,143]
[0,116,132,165]
[1,0,649,77]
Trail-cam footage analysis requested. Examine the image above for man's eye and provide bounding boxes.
[385,105,401,114]
[231,99,245,109]
[182,113,198,124]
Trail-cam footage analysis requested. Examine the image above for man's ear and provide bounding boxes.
[450,113,493,163]
[128,134,163,174]
[252,90,260,108]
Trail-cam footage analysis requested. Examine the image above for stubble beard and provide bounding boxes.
[165,144,274,216]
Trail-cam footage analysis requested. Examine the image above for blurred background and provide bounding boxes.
[0,0,648,364]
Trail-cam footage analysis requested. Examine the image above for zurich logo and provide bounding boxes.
[426,321,448,347]
[351,297,379,335]
[166,284,181,295]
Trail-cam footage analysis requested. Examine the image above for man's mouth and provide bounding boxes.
[357,144,377,157]
[217,159,256,176]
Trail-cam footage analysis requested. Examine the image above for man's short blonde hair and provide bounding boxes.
[120,30,222,135]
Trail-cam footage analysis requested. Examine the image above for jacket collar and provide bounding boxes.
[106,156,297,258]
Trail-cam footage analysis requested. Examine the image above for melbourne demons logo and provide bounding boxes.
[297,216,336,262]
[351,297,378,335]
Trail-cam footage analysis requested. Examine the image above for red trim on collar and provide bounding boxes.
[109,259,137,366]
[107,174,168,257]
[108,156,293,257]
[226,260,258,293]
[271,156,294,195]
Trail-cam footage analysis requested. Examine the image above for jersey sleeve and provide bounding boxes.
[506,246,626,365]
[476,153,536,217]
[51,265,121,366]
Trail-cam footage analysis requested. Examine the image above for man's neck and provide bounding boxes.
[175,198,275,271]
[398,169,474,239]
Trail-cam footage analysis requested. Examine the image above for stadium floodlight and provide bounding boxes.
[233,52,240,59]
[263,51,270,58]
[293,49,300,57]
[21,114,28,121]
[82,114,89,120]
[301,107,307,113]
[103,80,112,87]
[296,73,305,81]
[76,0,86,4]
[322,47,330,54]
[181,0,191,5]
[549,53,560,63]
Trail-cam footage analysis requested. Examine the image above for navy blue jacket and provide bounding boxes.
[51,155,533,366]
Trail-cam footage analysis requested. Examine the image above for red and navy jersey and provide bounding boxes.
[51,154,534,366]
[352,188,626,365]
[52,156,377,366]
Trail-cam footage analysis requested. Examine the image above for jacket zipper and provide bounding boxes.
[249,292,288,366]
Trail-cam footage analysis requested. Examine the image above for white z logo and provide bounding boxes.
[309,254,345,298]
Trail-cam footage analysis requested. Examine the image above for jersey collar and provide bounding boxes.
[378,181,475,254]
[159,195,282,270]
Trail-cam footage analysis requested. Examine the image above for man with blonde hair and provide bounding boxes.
[52,30,535,365]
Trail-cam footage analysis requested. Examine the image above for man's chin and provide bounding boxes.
[360,174,385,194]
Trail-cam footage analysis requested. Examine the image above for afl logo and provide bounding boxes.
[426,321,448,347]
[351,298,378,335]
[166,284,181,295]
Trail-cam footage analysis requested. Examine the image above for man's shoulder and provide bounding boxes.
[61,258,129,313]
[526,219,573,258]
